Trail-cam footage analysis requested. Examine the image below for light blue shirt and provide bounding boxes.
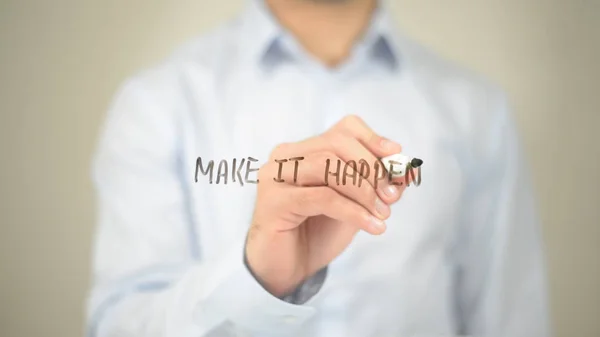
[86,1,552,336]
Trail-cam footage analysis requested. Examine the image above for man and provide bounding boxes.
[86,0,551,336]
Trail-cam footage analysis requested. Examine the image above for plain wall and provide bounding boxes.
[0,1,598,336]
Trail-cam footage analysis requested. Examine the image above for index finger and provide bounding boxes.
[331,115,402,157]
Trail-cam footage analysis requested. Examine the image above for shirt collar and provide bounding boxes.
[239,0,401,71]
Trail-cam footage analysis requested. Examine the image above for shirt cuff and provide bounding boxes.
[191,235,322,334]
[242,244,327,305]
[281,267,328,305]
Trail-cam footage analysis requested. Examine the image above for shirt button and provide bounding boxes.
[281,315,298,324]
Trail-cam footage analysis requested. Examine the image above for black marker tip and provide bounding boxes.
[411,158,423,168]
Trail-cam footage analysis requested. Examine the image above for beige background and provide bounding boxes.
[1,0,599,336]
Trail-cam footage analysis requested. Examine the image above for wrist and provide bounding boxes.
[244,229,305,297]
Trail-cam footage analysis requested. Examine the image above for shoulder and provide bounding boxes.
[114,15,243,106]
[397,34,508,117]
[100,18,243,151]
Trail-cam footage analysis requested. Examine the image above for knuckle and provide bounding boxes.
[341,114,363,128]
[271,142,291,158]
[322,128,337,141]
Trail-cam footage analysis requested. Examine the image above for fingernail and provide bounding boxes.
[382,185,399,198]
[375,198,389,218]
[368,215,386,233]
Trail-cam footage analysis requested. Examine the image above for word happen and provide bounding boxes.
[194,157,421,188]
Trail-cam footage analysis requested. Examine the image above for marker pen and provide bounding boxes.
[380,153,423,186]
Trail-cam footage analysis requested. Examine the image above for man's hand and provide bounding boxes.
[245,115,407,297]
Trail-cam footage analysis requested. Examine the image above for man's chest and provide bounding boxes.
[181,72,465,332]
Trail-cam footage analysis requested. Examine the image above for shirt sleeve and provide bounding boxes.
[86,74,324,337]
[452,90,552,337]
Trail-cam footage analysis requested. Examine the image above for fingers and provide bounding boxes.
[276,115,400,168]
[268,119,403,203]
[261,115,408,236]
[331,115,407,200]
[285,186,386,235]
[269,115,400,161]
[263,152,391,221]
[332,115,402,157]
